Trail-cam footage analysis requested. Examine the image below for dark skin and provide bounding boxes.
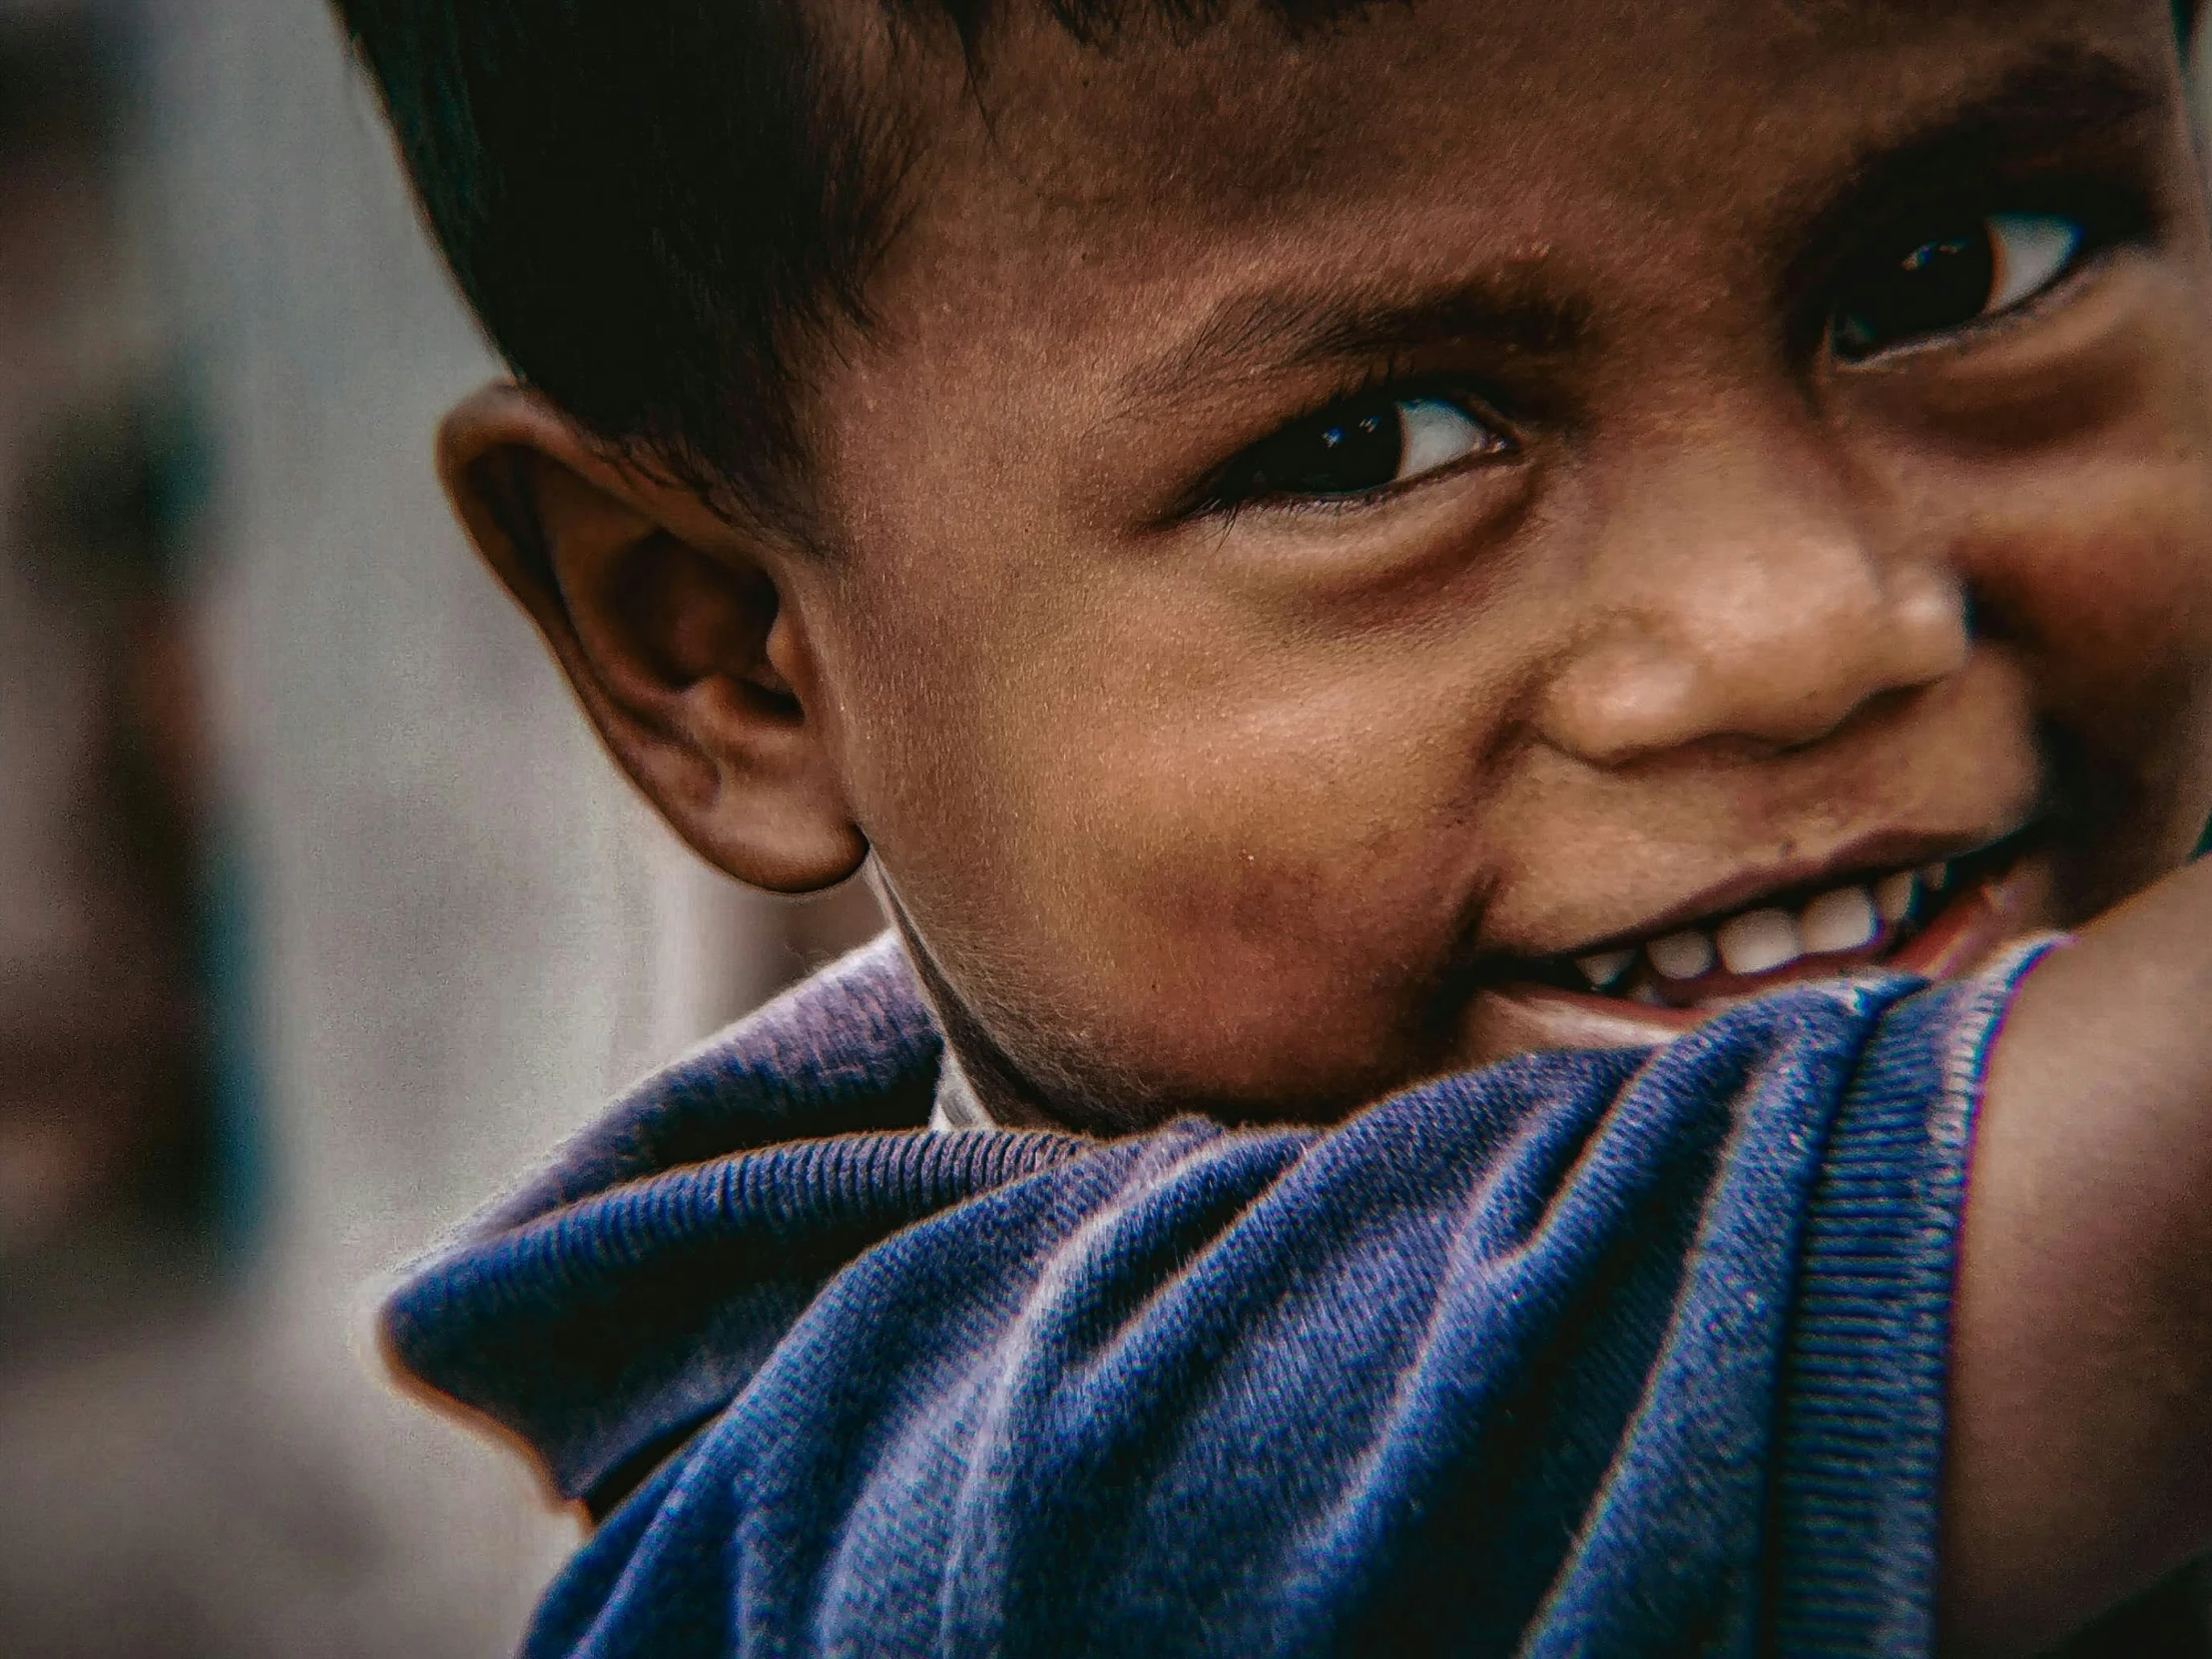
[436,0,2212,1648]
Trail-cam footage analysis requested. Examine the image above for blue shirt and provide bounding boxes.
[383,933,2047,1658]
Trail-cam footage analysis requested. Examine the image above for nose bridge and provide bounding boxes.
[1541,414,1968,765]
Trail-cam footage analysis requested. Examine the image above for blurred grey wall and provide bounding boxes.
[0,0,874,1652]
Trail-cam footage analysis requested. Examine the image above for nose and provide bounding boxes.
[1537,431,1968,765]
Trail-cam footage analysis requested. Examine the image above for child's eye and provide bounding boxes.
[1831,211,2087,361]
[1210,393,1510,509]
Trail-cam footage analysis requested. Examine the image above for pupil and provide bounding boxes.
[1833,223,1996,360]
[1251,404,1404,497]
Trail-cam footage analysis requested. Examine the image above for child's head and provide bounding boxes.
[345,0,2212,1131]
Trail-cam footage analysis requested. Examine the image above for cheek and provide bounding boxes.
[840,577,1521,1111]
[1848,267,2212,843]
[1885,452,2212,890]
[1978,470,2212,878]
[1968,460,2212,767]
[1011,703,1491,1104]
[1977,478,2212,720]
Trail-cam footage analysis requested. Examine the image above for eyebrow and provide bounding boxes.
[1116,274,1590,413]
[1114,43,2171,416]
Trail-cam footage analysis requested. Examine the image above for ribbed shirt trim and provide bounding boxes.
[1769,938,2061,1654]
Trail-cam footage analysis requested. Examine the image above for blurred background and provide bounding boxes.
[0,0,882,1652]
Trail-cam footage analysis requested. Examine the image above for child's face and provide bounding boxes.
[779,0,2212,1126]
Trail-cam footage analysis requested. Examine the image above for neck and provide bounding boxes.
[871,869,1064,1131]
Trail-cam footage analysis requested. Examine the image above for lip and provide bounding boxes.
[1460,830,2055,1064]
[1553,826,2025,961]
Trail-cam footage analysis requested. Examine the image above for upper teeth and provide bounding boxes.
[1800,884,1879,953]
[1874,870,1918,923]
[1574,947,1637,988]
[1575,861,1946,989]
[1647,929,1715,980]
[1716,908,1800,975]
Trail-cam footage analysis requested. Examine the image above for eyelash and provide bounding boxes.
[1193,364,1516,520]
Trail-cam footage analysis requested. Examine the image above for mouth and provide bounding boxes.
[1471,826,2055,1054]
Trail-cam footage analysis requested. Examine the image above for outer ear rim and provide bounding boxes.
[432,380,871,896]
[436,382,592,618]
[435,383,783,606]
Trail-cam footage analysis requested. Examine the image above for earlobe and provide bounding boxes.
[435,381,868,892]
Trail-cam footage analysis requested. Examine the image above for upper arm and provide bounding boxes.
[1942,856,2212,1654]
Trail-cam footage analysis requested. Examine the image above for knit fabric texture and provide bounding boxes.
[383,932,2047,1658]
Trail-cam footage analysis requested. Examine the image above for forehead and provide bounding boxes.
[862,0,2179,331]
[957,0,2155,190]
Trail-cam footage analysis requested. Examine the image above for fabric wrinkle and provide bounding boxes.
[378,934,2055,1657]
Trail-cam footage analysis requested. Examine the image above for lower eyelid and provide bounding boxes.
[1976,244,2111,334]
[1236,440,1520,524]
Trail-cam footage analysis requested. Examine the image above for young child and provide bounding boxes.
[347,0,2212,1651]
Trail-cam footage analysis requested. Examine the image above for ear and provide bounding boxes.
[436,381,867,893]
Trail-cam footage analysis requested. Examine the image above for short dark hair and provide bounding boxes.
[336,0,1348,526]
[337,0,2200,528]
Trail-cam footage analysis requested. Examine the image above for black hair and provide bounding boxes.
[334,0,1349,525]
[337,0,895,525]
[337,0,2200,527]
